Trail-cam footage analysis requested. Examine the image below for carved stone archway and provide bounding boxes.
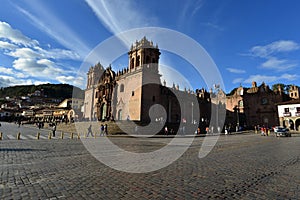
[96,67,116,121]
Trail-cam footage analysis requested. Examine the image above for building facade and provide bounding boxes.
[277,85,300,130]
[226,82,292,129]
[83,37,299,131]
[83,37,212,127]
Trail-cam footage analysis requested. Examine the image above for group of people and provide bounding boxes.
[36,122,45,129]
[86,124,108,137]
[164,126,175,135]
[259,126,270,136]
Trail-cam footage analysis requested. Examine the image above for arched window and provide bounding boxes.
[120,84,124,92]
[146,56,150,64]
[130,58,135,69]
[238,100,243,107]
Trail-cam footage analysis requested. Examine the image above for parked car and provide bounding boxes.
[274,127,291,137]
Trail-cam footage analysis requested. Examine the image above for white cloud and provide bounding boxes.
[86,0,146,33]
[13,58,45,71]
[179,0,204,25]
[0,75,33,87]
[12,58,63,78]
[0,21,38,47]
[280,73,299,80]
[33,81,50,85]
[0,66,27,78]
[0,66,14,75]
[85,0,157,46]
[226,68,246,74]
[246,40,300,75]
[243,73,298,84]
[0,41,18,50]
[56,75,85,88]
[34,46,81,60]
[36,59,55,67]
[232,78,244,84]
[0,21,84,87]
[5,44,80,61]
[7,47,42,59]
[200,22,224,31]
[250,40,300,58]
[261,57,297,71]
[15,4,90,59]
[56,75,76,83]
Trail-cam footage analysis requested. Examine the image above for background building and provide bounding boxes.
[277,99,300,130]
[226,82,296,129]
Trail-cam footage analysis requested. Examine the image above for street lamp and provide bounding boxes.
[214,84,220,133]
[236,106,240,132]
[191,102,194,124]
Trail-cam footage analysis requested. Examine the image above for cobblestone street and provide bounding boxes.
[0,123,300,199]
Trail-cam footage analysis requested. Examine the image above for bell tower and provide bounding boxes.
[289,85,300,99]
[128,36,160,73]
[114,37,162,122]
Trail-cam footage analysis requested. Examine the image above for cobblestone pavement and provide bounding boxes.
[0,122,300,199]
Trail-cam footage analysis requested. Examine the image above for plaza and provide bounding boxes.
[0,122,299,199]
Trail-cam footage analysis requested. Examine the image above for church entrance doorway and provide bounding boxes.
[101,103,107,120]
[118,109,122,120]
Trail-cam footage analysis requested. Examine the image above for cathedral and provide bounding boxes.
[83,37,298,131]
[83,37,212,126]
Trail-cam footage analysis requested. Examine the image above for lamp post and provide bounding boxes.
[191,102,194,124]
[214,84,220,133]
[236,106,240,132]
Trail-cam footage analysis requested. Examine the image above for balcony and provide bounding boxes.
[295,112,300,117]
[283,112,291,117]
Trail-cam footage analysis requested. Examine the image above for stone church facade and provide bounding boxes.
[83,37,212,125]
[225,82,299,129]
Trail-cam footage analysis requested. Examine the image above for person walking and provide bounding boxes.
[164,126,168,136]
[104,124,108,135]
[87,124,93,137]
[100,124,105,136]
[52,124,56,137]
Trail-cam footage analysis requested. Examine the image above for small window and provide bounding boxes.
[132,91,135,96]
[297,107,300,112]
[238,100,243,107]
[261,98,268,105]
[120,84,124,92]
[284,108,289,112]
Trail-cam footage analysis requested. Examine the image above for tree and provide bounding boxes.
[272,83,292,94]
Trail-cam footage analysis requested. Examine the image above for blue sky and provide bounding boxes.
[0,0,300,93]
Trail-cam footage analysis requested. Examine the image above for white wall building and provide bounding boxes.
[277,100,300,130]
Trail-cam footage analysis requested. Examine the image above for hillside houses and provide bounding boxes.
[0,94,84,123]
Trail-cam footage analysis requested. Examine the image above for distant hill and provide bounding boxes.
[0,83,84,99]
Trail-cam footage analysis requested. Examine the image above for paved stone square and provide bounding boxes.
[0,122,300,199]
